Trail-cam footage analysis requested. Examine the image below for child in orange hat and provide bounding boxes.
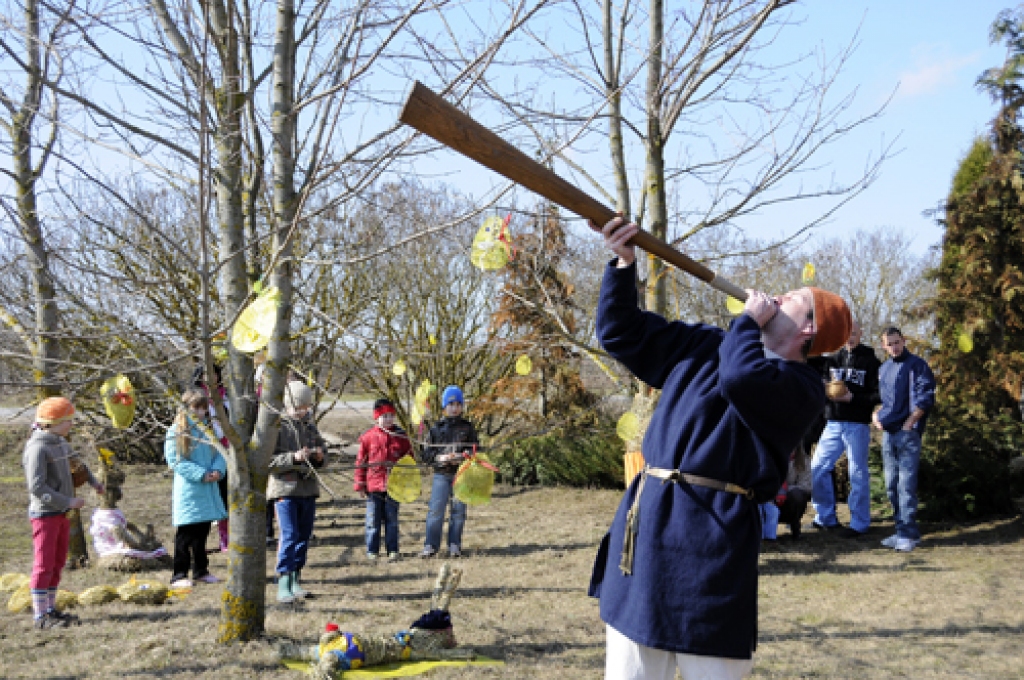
[22,397,103,629]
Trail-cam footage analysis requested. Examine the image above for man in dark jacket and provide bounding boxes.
[419,386,479,558]
[873,327,935,553]
[810,321,881,538]
[591,217,852,679]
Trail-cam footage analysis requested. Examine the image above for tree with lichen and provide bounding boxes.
[923,8,1024,518]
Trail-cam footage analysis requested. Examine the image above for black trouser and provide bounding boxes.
[171,521,212,581]
[777,488,809,529]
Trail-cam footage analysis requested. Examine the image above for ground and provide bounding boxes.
[0,419,1022,679]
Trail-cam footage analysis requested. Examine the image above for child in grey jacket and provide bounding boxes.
[22,397,103,629]
[268,381,326,603]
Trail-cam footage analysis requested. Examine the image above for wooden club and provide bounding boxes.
[398,81,748,302]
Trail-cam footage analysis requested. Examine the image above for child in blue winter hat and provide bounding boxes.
[419,385,478,559]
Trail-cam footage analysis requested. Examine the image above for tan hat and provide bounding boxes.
[283,381,314,410]
[35,397,76,425]
[808,288,852,357]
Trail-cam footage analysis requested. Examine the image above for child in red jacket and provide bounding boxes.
[354,399,411,563]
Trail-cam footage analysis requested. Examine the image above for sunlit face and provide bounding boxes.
[882,332,905,358]
[765,288,814,337]
[376,412,396,429]
[51,420,74,437]
[190,402,210,421]
[288,405,311,419]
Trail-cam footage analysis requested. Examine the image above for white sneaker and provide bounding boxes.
[448,546,461,558]
[419,547,436,559]
[170,578,193,588]
[894,538,919,553]
[880,534,898,548]
[196,573,222,584]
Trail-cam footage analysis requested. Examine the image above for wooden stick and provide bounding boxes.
[399,81,748,301]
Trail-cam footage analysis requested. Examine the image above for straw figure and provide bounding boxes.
[89,451,171,572]
[279,562,475,679]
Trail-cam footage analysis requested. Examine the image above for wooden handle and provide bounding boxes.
[399,82,747,301]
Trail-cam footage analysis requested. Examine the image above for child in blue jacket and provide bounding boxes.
[165,389,228,588]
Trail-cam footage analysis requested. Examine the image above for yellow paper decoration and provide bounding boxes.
[726,296,745,315]
[515,355,533,375]
[412,380,436,425]
[100,375,136,429]
[429,334,438,346]
[453,453,496,506]
[98,448,116,467]
[387,455,422,504]
[232,287,281,353]
[957,332,974,353]
[392,359,407,376]
[802,262,816,284]
[470,215,512,271]
[617,412,640,442]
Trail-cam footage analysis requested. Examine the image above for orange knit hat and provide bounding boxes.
[808,288,852,357]
[35,397,76,425]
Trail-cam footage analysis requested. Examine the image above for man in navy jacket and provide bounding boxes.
[590,217,852,679]
[872,327,935,553]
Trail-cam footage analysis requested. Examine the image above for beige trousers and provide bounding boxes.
[605,624,754,680]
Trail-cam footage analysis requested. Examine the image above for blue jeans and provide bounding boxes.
[882,429,921,541]
[424,473,467,550]
[365,492,400,555]
[812,421,872,532]
[275,496,316,574]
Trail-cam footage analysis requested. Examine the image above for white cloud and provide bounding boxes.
[896,51,980,99]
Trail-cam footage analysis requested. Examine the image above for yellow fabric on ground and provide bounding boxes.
[281,657,503,678]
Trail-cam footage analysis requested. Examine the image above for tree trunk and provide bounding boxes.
[603,0,630,219]
[13,0,60,398]
[218,0,297,642]
[644,0,667,317]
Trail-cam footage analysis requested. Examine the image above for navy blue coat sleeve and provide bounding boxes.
[718,314,825,451]
[596,260,717,389]
[911,358,936,412]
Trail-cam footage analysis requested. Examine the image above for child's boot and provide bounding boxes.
[276,572,295,604]
[291,570,308,599]
[217,519,229,552]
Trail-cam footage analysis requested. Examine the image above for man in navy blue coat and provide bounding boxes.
[590,217,852,679]
[872,327,935,553]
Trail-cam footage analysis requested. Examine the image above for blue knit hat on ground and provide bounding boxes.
[442,385,464,408]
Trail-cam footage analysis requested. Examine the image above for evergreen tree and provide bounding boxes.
[924,8,1024,518]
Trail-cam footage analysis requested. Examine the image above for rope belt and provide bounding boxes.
[619,465,755,576]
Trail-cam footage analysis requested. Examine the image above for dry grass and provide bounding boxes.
[1,421,1022,679]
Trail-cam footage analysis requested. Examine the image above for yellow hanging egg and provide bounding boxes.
[957,332,974,353]
[100,375,136,429]
[412,380,435,424]
[802,262,816,284]
[387,455,422,503]
[232,287,282,353]
[392,359,407,376]
[470,215,511,271]
[429,334,438,346]
[617,412,640,442]
[726,296,745,315]
[515,355,533,375]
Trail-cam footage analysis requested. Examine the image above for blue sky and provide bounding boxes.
[765,1,1011,253]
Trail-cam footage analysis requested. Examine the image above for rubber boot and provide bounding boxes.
[291,570,308,599]
[217,519,229,552]
[276,572,295,604]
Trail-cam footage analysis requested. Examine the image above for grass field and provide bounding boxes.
[1,421,1022,679]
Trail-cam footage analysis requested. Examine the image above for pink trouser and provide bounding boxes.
[30,514,69,590]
